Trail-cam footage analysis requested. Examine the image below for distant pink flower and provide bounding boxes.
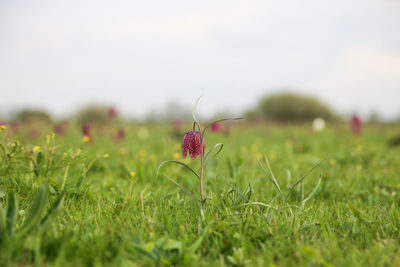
[172,119,183,130]
[29,128,40,139]
[54,123,65,135]
[210,122,223,133]
[351,115,362,136]
[182,131,204,159]
[11,122,19,132]
[82,124,91,136]
[112,128,126,141]
[108,108,118,119]
[0,121,5,126]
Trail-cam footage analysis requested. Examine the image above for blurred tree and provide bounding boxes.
[14,109,52,124]
[248,92,336,122]
[76,105,110,124]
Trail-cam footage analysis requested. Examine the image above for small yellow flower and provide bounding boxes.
[173,153,180,159]
[285,139,293,148]
[118,148,127,155]
[83,135,91,143]
[130,171,136,178]
[256,153,263,160]
[103,153,110,159]
[139,149,147,158]
[251,144,258,153]
[356,145,363,152]
[0,125,6,131]
[330,159,337,166]
[297,144,303,152]
[75,149,81,156]
[33,146,41,153]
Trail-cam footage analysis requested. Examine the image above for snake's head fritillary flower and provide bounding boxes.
[182,131,204,159]
[351,115,362,135]
[82,123,91,136]
[210,122,223,133]
[172,119,183,130]
[108,108,118,119]
[54,123,65,135]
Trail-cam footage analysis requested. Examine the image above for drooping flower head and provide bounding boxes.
[182,131,204,159]
[210,121,223,133]
[351,115,362,136]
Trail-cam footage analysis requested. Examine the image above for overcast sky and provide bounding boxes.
[1,0,399,119]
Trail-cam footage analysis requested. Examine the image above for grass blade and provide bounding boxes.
[41,193,65,227]
[6,192,17,235]
[18,184,49,237]
[285,160,325,200]
[301,177,322,207]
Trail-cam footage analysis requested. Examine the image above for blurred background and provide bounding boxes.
[0,0,399,123]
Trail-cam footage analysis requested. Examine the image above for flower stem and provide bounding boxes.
[200,141,204,204]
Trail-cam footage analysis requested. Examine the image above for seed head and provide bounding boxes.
[182,131,204,159]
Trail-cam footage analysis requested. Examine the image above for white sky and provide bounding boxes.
[1,0,399,119]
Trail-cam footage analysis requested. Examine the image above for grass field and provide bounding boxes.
[0,122,400,266]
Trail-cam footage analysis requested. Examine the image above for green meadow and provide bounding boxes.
[0,123,399,266]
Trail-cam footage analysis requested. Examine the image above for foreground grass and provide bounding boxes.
[0,123,399,266]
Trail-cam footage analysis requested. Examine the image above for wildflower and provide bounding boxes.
[312,117,325,132]
[82,124,91,137]
[83,135,91,143]
[0,125,6,131]
[210,121,223,133]
[54,123,65,135]
[181,131,204,159]
[139,149,147,158]
[285,139,293,148]
[33,146,41,153]
[330,159,337,166]
[172,119,183,130]
[351,115,362,136]
[173,152,180,159]
[118,148,127,155]
[356,144,363,152]
[29,129,40,139]
[251,144,258,153]
[108,107,118,119]
[130,171,135,178]
[103,154,110,159]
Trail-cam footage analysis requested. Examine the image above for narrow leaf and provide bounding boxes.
[156,160,200,180]
[192,96,202,124]
[201,117,243,140]
[204,143,224,164]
